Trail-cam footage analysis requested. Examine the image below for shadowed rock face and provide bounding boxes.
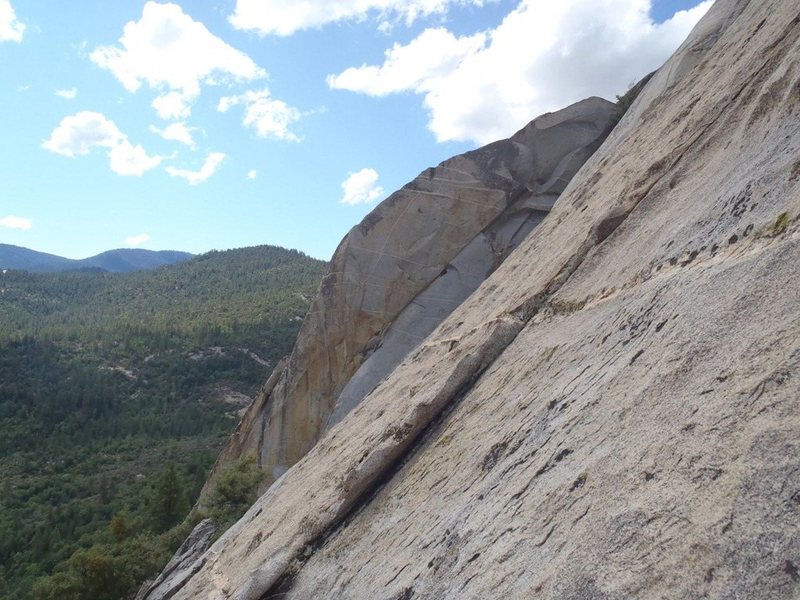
[198,96,618,499]
[153,1,800,598]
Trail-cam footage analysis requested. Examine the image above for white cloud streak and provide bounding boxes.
[125,233,150,246]
[328,0,714,144]
[218,88,303,141]
[166,151,226,185]
[55,88,78,100]
[229,0,486,36]
[0,215,32,230]
[328,27,486,95]
[91,1,265,119]
[149,122,198,147]
[340,168,384,205]
[108,141,164,176]
[0,0,24,42]
[42,111,165,176]
[247,169,257,180]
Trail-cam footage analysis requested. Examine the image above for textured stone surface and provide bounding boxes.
[199,96,617,499]
[158,1,800,598]
[326,199,547,428]
[135,518,216,600]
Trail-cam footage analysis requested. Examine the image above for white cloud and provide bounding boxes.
[149,122,197,147]
[42,111,164,176]
[109,141,164,176]
[328,0,714,144]
[218,88,302,141]
[247,169,257,180]
[125,233,150,246]
[43,111,125,157]
[229,0,485,37]
[341,168,383,205]
[328,27,486,95]
[151,91,193,120]
[91,1,265,119]
[0,215,32,230]
[0,0,24,42]
[166,151,226,185]
[55,87,78,100]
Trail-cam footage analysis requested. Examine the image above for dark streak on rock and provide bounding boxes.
[784,560,800,583]
[629,349,645,365]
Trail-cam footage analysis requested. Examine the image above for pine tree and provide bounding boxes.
[148,463,188,533]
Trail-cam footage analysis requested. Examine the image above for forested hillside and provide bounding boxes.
[0,245,324,599]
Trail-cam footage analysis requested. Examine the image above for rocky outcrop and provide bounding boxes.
[198,96,618,500]
[158,0,800,597]
[135,519,216,600]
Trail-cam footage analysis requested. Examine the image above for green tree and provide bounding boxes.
[148,463,188,533]
[108,513,129,543]
[32,547,129,600]
[206,456,263,531]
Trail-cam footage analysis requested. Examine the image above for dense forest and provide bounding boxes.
[0,245,325,599]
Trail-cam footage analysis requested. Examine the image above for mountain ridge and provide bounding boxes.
[0,244,194,273]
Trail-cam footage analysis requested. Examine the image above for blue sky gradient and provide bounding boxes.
[0,0,713,260]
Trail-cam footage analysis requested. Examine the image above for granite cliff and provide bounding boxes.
[146,0,800,597]
[196,96,618,501]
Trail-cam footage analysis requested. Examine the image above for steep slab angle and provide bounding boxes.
[167,0,800,597]
[199,97,617,498]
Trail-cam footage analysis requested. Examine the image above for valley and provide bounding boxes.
[0,245,324,599]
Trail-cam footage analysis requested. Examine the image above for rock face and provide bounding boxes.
[159,0,800,597]
[135,519,216,600]
[198,96,618,499]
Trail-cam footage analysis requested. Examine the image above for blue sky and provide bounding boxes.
[0,0,712,260]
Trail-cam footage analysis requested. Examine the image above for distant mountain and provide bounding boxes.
[82,248,195,272]
[0,244,73,272]
[0,244,194,273]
